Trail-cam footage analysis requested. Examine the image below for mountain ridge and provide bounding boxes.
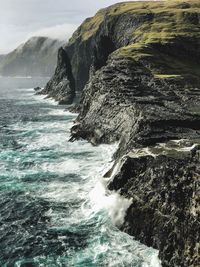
[0,36,64,77]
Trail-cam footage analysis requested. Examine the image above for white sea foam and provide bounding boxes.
[33,93,58,105]
[149,253,162,267]
[89,180,132,227]
[41,158,81,174]
[31,122,161,266]
[41,181,83,203]
[5,76,33,79]
[15,88,162,266]
[16,88,35,92]
[142,252,162,267]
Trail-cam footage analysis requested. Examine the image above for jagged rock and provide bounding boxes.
[34,87,41,92]
[71,56,200,157]
[40,47,75,105]
[108,153,200,267]
[43,0,200,104]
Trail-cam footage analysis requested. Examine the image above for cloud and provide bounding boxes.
[0,0,139,54]
[27,23,78,41]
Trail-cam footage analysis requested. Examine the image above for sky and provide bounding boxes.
[0,0,130,54]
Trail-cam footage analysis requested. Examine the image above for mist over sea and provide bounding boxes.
[0,77,161,266]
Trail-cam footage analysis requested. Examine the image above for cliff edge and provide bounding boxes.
[45,1,200,266]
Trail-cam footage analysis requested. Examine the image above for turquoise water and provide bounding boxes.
[0,77,161,267]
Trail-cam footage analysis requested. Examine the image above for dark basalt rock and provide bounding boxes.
[42,1,200,105]
[71,56,200,157]
[34,87,41,92]
[40,47,75,105]
[70,49,200,266]
[108,153,200,267]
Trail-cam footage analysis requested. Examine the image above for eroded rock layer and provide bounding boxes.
[108,143,200,267]
[71,56,200,156]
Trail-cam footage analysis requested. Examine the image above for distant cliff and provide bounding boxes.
[44,1,200,266]
[0,37,63,77]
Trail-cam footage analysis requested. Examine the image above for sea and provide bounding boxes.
[0,77,161,267]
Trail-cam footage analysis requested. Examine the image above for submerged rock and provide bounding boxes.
[34,87,41,92]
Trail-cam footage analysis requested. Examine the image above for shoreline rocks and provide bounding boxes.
[108,150,199,267]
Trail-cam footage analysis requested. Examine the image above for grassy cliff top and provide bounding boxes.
[68,0,200,44]
[68,0,200,84]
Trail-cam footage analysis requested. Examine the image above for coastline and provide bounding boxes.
[39,1,200,266]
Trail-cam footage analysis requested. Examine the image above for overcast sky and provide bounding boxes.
[0,0,130,54]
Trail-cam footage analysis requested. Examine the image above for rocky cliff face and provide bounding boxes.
[40,47,75,104]
[43,0,200,103]
[108,141,200,267]
[71,56,200,156]
[0,37,63,77]
[46,1,200,266]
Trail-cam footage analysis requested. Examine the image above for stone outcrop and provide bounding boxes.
[108,143,200,267]
[71,56,200,157]
[40,47,75,104]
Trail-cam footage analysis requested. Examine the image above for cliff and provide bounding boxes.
[40,47,75,104]
[43,0,200,103]
[108,141,199,267]
[0,37,63,77]
[45,1,200,266]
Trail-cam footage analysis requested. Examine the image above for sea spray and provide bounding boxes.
[89,180,132,227]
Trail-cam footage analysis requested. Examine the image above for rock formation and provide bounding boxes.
[108,142,200,267]
[45,1,200,266]
[40,47,75,104]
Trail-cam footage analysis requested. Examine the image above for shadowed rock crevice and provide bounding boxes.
[71,56,200,156]
[93,36,116,71]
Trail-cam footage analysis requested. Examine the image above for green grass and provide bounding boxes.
[108,0,200,16]
[68,0,200,44]
[109,1,200,83]
[67,0,200,85]
[154,74,182,79]
[68,11,105,44]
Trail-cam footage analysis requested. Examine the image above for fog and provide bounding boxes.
[0,0,129,54]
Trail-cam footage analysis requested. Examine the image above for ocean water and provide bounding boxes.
[0,77,161,267]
